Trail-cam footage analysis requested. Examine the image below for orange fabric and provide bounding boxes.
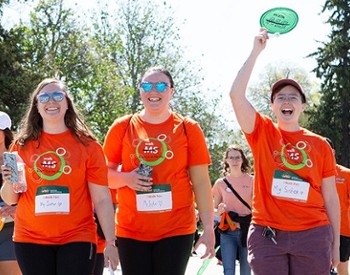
[96,234,106,253]
[244,113,336,231]
[110,188,118,204]
[103,112,211,241]
[12,130,108,244]
[218,212,236,232]
[335,164,350,237]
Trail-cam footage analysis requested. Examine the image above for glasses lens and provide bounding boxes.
[155,82,167,92]
[141,82,153,92]
[52,92,65,102]
[229,156,241,161]
[38,94,50,103]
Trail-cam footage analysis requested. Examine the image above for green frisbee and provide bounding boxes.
[260,7,299,34]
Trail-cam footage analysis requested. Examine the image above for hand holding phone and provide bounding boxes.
[137,163,152,180]
[3,152,19,183]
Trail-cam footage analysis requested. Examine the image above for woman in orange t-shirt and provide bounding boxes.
[0,78,119,275]
[326,138,350,275]
[103,66,215,275]
[229,29,340,275]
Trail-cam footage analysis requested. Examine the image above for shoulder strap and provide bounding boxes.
[223,178,251,211]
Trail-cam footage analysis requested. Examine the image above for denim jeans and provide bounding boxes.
[220,228,251,275]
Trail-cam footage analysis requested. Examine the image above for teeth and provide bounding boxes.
[149,98,160,102]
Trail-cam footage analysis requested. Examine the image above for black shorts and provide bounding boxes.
[15,242,96,275]
[117,234,194,275]
[0,222,16,261]
[340,235,350,262]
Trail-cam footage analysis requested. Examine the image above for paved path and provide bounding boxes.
[103,255,227,274]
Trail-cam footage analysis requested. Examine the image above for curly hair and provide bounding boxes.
[15,78,96,147]
[222,145,251,176]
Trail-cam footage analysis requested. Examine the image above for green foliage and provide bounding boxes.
[208,129,253,184]
[0,25,41,129]
[248,62,317,125]
[306,0,350,166]
[0,0,233,183]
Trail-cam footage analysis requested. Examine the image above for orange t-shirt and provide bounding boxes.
[12,130,108,244]
[103,112,211,241]
[335,164,350,237]
[244,113,336,231]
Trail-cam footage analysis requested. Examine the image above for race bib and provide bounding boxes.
[35,186,70,215]
[136,184,172,212]
[272,170,310,202]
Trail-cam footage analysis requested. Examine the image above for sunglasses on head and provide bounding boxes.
[37,91,65,103]
[140,82,169,93]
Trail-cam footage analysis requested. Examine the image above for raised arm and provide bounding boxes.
[229,28,268,134]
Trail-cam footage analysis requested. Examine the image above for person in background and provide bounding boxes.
[326,138,350,275]
[213,146,253,275]
[0,78,118,275]
[229,28,340,275]
[0,111,21,275]
[103,66,215,275]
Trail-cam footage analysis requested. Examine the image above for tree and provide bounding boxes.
[307,0,350,166]
[248,62,318,126]
[88,1,233,183]
[0,24,41,129]
[1,0,231,183]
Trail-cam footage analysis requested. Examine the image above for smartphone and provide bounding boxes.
[137,162,152,179]
[3,152,19,183]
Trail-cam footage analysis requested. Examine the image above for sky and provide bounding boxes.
[153,0,331,126]
[3,0,331,125]
[155,0,331,88]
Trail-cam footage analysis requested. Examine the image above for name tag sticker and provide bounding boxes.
[136,184,172,212]
[272,170,309,202]
[35,186,70,215]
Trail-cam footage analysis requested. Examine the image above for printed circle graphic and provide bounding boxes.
[165,150,174,159]
[34,151,65,180]
[281,143,307,170]
[296,141,307,150]
[136,138,167,166]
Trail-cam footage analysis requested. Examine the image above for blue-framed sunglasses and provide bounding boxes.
[140,82,169,93]
[37,91,65,103]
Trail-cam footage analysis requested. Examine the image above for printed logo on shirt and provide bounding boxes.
[277,141,313,170]
[135,135,174,166]
[33,148,72,180]
[336,177,345,183]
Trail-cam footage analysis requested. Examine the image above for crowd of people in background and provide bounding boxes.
[0,27,349,275]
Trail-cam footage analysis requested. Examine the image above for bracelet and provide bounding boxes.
[106,239,116,247]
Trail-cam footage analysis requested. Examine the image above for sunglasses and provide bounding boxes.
[37,91,65,103]
[140,82,169,93]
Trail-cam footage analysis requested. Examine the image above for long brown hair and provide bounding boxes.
[3,128,13,149]
[15,78,96,147]
[222,145,251,176]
